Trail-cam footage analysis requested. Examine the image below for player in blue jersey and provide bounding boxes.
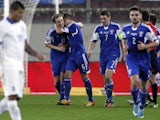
[121,6,159,118]
[88,11,121,107]
[127,11,159,108]
[45,13,70,105]
[57,13,95,106]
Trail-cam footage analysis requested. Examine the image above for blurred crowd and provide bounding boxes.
[1,0,160,23]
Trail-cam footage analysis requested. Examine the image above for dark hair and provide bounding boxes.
[63,13,72,20]
[51,13,63,23]
[10,1,25,11]
[100,11,111,17]
[149,13,157,25]
[142,10,149,21]
[129,5,141,13]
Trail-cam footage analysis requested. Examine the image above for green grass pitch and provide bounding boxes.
[0,95,159,120]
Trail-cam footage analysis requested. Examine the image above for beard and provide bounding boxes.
[132,19,140,25]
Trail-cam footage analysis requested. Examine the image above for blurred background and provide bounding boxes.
[1,0,160,62]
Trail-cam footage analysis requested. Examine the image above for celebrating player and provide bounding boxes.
[45,13,69,105]
[121,6,159,118]
[57,13,95,106]
[0,1,44,120]
[127,11,159,108]
[88,11,121,107]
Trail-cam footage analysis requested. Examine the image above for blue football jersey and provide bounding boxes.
[45,26,68,57]
[91,22,121,59]
[122,23,157,60]
[63,23,86,56]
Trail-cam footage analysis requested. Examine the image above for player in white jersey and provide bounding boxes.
[0,1,45,120]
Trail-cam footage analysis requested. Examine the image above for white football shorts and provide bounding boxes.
[1,69,24,98]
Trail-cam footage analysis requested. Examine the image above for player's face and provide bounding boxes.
[64,18,70,26]
[55,16,64,28]
[11,8,24,22]
[129,10,141,25]
[100,15,110,26]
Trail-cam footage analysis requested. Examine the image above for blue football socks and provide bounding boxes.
[64,79,71,101]
[105,82,114,101]
[84,79,93,102]
[131,88,139,105]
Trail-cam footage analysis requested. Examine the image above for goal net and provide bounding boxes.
[0,0,40,94]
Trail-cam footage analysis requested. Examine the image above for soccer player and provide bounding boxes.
[121,6,159,118]
[45,13,69,105]
[0,1,45,120]
[127,11,159,108]
[141,11,158,108]
[57,13,95,106]
[88,11,121,107]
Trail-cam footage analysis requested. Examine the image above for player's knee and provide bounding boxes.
[64,73,72,79]
[81,73,88,81]
[64,71,73,79]
[54,76,60,83]
[105,77,112,83]
[8,95,18,101]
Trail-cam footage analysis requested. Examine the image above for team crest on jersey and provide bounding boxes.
[127,31,130,34]
[110,29,114,34]
[100,31,103,34]
[139,31,144,37]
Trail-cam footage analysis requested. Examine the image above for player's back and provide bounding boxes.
[147,22,157,35]
[67,23,86,56]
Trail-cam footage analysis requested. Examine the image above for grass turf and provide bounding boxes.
[0,95,159,120]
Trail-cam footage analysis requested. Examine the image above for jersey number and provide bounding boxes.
[132,37,136,45]
[105,34,108,41]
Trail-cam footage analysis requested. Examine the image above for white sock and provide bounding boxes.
[7,100,22,120]
[0,97,8,115]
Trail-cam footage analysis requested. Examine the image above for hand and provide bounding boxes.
[76,22,84,28]
[122,54,126,63]
[57,43,66,52]
[157,50,160,57]
[36,53,45,61]
[122,45,128,53]
[137,41,146,50]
